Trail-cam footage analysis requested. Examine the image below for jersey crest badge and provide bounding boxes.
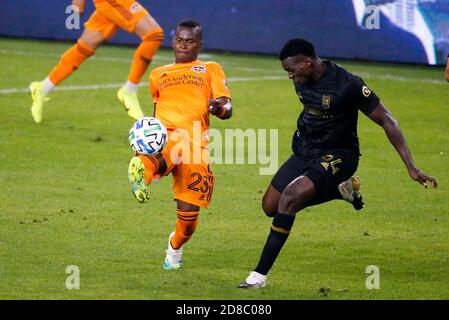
[191,65,206,73]
[322,95,331,109]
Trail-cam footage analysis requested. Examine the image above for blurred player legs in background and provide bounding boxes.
[29,0,164,123]
[445,55,449,82]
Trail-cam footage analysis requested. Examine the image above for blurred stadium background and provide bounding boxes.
[1,0,448,65]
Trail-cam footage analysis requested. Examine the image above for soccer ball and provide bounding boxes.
[128,117,168,156]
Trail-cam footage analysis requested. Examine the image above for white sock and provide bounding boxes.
[124,80,139,93]
[43,77,56,94]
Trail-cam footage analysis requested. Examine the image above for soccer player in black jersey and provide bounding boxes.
[238,38,438,289]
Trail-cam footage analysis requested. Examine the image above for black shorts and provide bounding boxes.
[271,151,359,208]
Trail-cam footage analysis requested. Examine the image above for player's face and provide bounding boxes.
[281,55,313,85]
[173,26,203,63]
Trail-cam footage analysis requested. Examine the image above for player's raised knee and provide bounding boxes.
[278,185,304,215]
[262,197,276,217]
[262,185,281,217]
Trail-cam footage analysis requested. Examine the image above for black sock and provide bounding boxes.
[254,213,296,275]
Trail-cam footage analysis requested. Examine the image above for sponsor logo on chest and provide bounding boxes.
[191,65,206,73]
[159,70,205,90]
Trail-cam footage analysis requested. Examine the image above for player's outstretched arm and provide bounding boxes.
[367,102,437,189]
[208,97,232,120]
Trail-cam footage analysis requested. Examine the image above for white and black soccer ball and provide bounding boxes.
[128,117,168,156]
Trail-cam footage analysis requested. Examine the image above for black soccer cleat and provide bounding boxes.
[352,190,364,210]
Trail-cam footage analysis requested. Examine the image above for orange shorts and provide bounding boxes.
[85,0,149,39]
[156,129,214,208]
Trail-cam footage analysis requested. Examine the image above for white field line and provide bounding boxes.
[0,48,172,63]
[0,49,447,95]
[1,71,446,95]
[0,76,287,95]
[355,71,446,85]
[2,48,444,80]
[0,49,276,73]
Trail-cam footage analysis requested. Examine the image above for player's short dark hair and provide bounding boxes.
[177,19,203,40]
[279,38,317,60]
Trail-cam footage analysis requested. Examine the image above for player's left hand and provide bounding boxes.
[409,167,438,189]
[208,98,223,115]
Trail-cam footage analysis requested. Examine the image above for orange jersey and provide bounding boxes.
[149,60,231,139]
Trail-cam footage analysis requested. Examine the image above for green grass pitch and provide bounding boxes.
[0,38,448,300]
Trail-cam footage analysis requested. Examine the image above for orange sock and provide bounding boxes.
[171,210,199,250]
[137,154,160,184]
[49,40,95,85]
[128,28,164,84]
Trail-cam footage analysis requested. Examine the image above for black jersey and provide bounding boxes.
[292,60,379,159]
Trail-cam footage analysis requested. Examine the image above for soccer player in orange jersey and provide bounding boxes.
[29,0,164,123]
[127,20,232,270]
